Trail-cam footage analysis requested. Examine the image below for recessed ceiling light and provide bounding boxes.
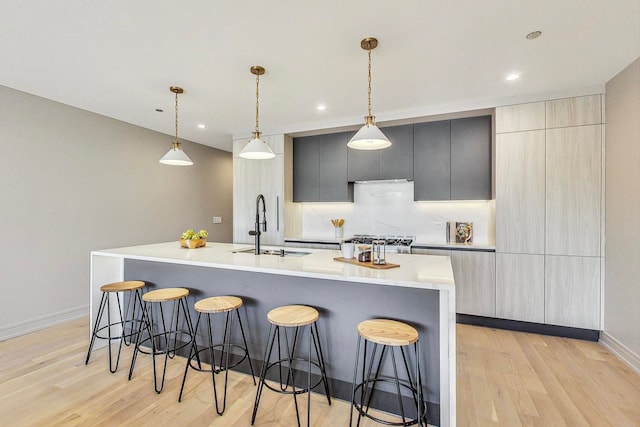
[316,104,326,111]
[197,124,206,129]
[155,108,164,112]
[526,31,542,40]
[506,73,520,81]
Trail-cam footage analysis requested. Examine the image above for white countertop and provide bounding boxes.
[93,241,455,292]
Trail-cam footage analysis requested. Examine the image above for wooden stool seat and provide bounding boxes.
[267,305,319,327]
[100,280,145,293]
[357,319,419,346]
[143,287,189,303]
[194,296,243,313]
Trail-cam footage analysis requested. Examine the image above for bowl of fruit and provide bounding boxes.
[179,229,208,249]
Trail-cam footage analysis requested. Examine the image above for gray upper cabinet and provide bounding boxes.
[450,116,492,200]
[293,133,353,202]
[414,116,491,201]
[348,124,414,181]
[414,121,451,200]
[293,135,320,202]
[319,132,352,201]
[380,125,414,180]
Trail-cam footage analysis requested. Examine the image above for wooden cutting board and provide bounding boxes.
[333,257,400,269]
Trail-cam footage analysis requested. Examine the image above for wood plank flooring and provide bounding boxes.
[0,318,638,426]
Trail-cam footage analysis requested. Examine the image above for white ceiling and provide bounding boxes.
[2,1,639,152]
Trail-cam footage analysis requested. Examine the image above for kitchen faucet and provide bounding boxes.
[249,194,267,254]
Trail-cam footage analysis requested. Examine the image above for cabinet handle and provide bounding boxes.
[276,196,280,231]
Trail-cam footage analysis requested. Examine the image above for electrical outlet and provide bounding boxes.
[432,221,445,229]
[212,216,222,224]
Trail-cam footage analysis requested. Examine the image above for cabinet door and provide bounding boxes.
[293,136,320,202]
[379,124,414,180]
[319,132,352,202]
[347,145,380,182]
[545,255,600,329]
[413,121,451,200]
[545,95,602,128]
[546,125,601,256]
[496,253,545,323]
[452,251,496,317]
[495,130,545,254]
[495,102,545,133]
[450,116,492,200]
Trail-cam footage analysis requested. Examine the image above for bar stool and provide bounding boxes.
[128,287,197,393]
[251,305,331,427]
[350,318,426,427]
[85,280,145,373]
[178,295,256,415]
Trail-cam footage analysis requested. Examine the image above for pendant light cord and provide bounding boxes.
[367,47,373,118]
[174,90,180,144]
[255,73,260,134]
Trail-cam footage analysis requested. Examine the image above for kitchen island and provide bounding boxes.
[90,241,456,426]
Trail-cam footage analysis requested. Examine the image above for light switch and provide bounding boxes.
[213,216,222,224]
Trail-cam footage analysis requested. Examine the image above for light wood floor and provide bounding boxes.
[0,318,638,426]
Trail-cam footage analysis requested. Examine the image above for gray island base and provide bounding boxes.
[90,242,456,426]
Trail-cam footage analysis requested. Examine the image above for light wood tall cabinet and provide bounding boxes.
[495,95,603,330]
[545,125,602,257]
[233,134,300,246]
[495,130,545,254]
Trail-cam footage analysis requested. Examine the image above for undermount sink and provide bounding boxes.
[232,247,310,257]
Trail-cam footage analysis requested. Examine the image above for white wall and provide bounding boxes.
[0,85,233,339]
[602,57,640,372]
[298,181,493,244]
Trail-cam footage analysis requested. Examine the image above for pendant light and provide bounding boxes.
[159,86,193,166]
[239,66,276,160]
[348,37,391,150]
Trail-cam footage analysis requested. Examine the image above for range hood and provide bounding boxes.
[354,179,410,184]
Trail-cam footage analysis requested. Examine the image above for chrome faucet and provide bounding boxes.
[249,194,267,254]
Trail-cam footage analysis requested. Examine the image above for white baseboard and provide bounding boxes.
[0,305,89,342]
[600,331,640,375]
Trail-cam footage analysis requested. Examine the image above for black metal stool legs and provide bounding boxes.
[86,288,144,373]
[251,322,330,427]
[179,304,255,415]
[128,295,197,394]
[350,336,426,427]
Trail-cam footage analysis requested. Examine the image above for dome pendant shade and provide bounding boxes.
[239,65,275,160]
[160,141,193,166]
[350,37,391,151]
[159,86,193,166]
[348,117,391,150]
[239,132,276,159]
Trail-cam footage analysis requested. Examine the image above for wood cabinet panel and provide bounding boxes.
[546,125,602,256]
[546,95,602,128]
[452,251,496,317]
[233,135,285,245]
[545,255,601,329]
[495,102,545,133]
[496,253,545,323]
[495,130,545,254]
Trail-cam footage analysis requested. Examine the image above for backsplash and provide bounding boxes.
[298,181,494,244]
